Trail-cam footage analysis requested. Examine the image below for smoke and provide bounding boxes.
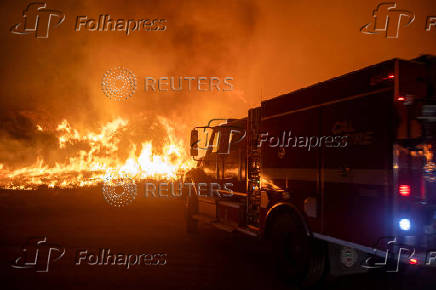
[0,0,435,170]
[0,111,58,168]
[0,0,261,168]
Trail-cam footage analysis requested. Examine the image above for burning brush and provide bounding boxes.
[0,114,195,190]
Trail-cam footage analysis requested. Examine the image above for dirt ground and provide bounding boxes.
[0,188,434,290]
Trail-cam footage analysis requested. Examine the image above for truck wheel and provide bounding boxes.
[271,213,326,288]
[184,192,198,234]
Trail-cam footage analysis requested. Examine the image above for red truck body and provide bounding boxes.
[185,55,436,283]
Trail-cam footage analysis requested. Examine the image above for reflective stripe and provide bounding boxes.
[262,168,317,182]
[262,88,392,121]
[261,167,389,186]
[313,232,385,257]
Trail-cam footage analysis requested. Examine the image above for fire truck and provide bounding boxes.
[184,55,436,286]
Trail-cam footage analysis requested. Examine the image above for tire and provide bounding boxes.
[271,213,326,288]
[184,190,198,234]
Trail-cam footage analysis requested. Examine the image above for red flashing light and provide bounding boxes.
[397,96,406,101]
[387,74,395,79]
[399,185,411,197]
[409,258,418,265]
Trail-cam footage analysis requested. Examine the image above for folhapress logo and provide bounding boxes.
[11,237,65,272]
[360,2,415,38]
[10,2,65,38]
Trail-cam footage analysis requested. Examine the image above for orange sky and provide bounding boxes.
[0,0,435,132]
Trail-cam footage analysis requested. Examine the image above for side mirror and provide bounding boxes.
[190,129,198,156]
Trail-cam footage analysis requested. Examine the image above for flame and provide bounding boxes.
[0,117,195,189]
[260,177,282,191]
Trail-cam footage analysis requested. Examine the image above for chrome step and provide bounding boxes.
[217,200,241,208]
[192,213,215,223]
[236,226,259,237]
[211,222,236,232]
